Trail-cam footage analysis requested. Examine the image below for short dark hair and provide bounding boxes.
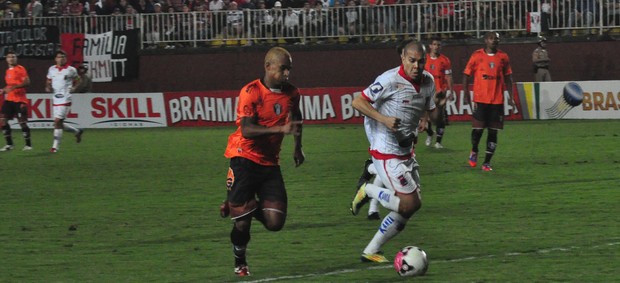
[6,50,16,56]
[56,50,67,56]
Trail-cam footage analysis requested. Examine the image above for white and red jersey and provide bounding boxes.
[361,65,436,159]
[47,64,78,105]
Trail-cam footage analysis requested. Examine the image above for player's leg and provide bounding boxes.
[360,159,421,262]
[481,104,504,171]
[0,103,15,151]
[255,165,288,232]
[469,104,487,167]
[356,158,381,220]
[226,157,259,276]
[61,106,81,136]
[425,119,433,146]
[434,91,446,148]
[52,106,68,152]
[17,103,32,150]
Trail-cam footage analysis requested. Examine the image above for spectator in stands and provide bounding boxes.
[136,0,155,13]
[272,0,285,37]
[145,2,162,48]
[344,0,358,41]
[26,0,43,18]
[283,7,300,43]
[569,0,598,34]
[226,1,244,39]
[253,0,273,42]
[68,0,84,15]
[195,3,212,42]
[301,1,318,42]
[605,0,620,26]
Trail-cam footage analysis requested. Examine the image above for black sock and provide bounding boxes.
[436,127,444,143]
[22,126,31,147]
[484,129,498,164]
[231,225,250,266]
[471,129,484,153]
[3,124,13,146]
[426,121,434,136]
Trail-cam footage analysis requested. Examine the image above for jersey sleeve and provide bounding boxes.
[443,56,452,75]
[362,75,391,103]
[463,51,477,76]
[237,83,260,119]
[46,67,52,80]
[502,53,513,76]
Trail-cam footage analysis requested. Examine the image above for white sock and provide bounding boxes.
[367,175,383,214]
[363,211,408,254]
[368,199,379,214]
[63,124,78,133]
[365,183,400,212]
[53,129,63,149]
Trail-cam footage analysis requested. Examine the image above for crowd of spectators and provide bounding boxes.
[2,0,620,48]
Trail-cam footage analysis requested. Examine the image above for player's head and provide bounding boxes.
[428,36,442,55]
[5,50,17,66]
[78,65,88,74]
[483,31,500,53]
[55,50,68,66]
[264,47,292,88]
[400,39,426,82]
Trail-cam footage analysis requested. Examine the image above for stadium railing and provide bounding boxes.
[2,0,619,49]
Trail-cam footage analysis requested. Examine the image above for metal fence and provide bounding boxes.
[2,0,620,49]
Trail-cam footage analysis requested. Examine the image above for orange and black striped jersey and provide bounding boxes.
[463,49,512,105]
[224,79,301,166]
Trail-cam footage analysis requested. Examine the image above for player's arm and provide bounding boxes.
[504,73,515,107]
[291,104,304,167]
[45,78,53,93]
[240,116,301,138]
[462,73,471,106]
[446,72,455,100]
[352,93,400,131]
[3,75,30,93]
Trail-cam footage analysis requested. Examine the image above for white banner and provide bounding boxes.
[14,93,167,129]
[527,12,541,33]
[537,81,620,119]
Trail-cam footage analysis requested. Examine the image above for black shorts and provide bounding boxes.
[226,157,287,219]
[472,103,504,130]
[1,101,28,120]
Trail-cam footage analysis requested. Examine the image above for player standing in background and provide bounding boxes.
[424,36,454,149]
[462,31,515,171]
[45,50,83,153]
[0,50,32,151]
[221,47,304,277]
[350,40,435,263]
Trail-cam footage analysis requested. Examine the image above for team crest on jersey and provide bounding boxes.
[370,82,384,94]
[396,83,406,89]
[489,62,495,69]
[397,175,409,186]
[430,64,436,70]
[273,103,282,115]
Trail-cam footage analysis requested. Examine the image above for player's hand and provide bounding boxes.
[294,148,305,167]
[281,121,303,135]
[383,117,401,131]
[417,118,428,132]
[507,97,516,108]
[45,86,52,93]
[448,90,456,101]
[463,90,471,106]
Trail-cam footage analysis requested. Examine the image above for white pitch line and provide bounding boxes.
[241,241,620,283]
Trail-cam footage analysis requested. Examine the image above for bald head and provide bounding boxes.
[265,47,291,67]
[400,40,426,57]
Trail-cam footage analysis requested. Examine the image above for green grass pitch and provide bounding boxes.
[1,120,619,282]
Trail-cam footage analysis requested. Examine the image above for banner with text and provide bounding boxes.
[17,93,167,129]
[0,25,59,58]
[61,30,139,82]
[164,86,523,127]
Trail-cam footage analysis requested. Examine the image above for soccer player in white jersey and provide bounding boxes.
[45,50,83,153]
[350,40,436,263]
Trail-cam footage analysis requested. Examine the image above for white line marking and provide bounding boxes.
[241,241,620,283]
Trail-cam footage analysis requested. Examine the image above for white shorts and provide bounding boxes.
[53,105,71,119]
[372,157,420,194]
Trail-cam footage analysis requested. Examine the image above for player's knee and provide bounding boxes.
[263,219,285,231]
[400,201,421,219]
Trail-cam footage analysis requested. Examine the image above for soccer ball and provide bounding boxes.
[394,246,428,277]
